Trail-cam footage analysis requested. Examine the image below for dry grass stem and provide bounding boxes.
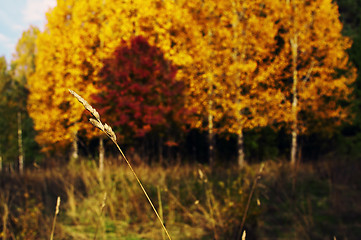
[157,186,166,240]
[242,230,246,240]
[69,89,172,240]
[238,164,264,239]
[93,192,107,240]
[50,196,61,240]
[101,192,107,210]
[2,203,8,240]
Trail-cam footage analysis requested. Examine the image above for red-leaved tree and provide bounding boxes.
[95,36,186,146]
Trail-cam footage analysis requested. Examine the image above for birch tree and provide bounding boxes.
[278,0,356,165]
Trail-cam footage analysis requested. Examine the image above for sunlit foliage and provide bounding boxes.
[27,0,355,156]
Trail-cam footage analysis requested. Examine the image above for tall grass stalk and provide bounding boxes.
[69,89,172,240]
[203,175,219,239]
[2,203,8,240]
[50,196,61,240]
[237,164,264,239]
[157,186,166,240]
[93,192,107,240]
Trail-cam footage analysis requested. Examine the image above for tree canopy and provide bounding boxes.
[94,36,185,141]
[26,0,356,163]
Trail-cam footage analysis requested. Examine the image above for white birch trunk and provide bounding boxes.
[237,131,245,168]
[290,35,298,166]
[231,2,246,168]
[207,30,215,166]
[71,132,79,160]
[99,135,104,173]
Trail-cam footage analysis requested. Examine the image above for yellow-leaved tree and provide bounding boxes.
[218,0,290,167]
[275,0,356,165]
[177,0,289,167]
[12,26,40,85]
[10,25,40,173]
[28,0,96,154]
[27,0,354,166]
[28,0,202,157]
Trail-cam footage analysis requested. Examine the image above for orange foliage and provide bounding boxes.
[275,0,356,134]
[27,0,355,152]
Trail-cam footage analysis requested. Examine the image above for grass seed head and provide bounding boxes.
[68,89,101,121]
[101,192,107,210]
[90,118,105,131]
[104,123,116,142]
[242,230,246,240]
[55,196,61,215]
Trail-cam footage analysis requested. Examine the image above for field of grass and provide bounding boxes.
[1,157,361,240]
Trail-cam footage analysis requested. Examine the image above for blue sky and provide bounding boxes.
[0,0,56,65]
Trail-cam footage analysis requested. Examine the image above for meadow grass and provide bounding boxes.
[69,89,172,240]
[59,160,258,239]
[1,157,360,239]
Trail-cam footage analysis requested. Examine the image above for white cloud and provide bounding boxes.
[0,0,57,63]
[0,33,14,49]
[11,23,25,32]
[0,8,24,33]
[0,33,15,61]
[22,0,56,27]
[0,33,10,43]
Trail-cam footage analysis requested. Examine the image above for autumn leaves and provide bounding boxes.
[27,0,355,163]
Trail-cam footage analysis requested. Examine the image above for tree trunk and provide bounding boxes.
[18,112,24,174]
[206,30,215,167]
[231,4,246,169]
[290,35,298,166]
[99,135,104,173]
[237,131,245,168]
[71,132,79,160]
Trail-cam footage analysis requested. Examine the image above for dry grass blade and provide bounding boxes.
[238,164,264,239]
[69,89,172,240]
[50,196,61,240]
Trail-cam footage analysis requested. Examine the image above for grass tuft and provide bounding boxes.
[69,89,172,240]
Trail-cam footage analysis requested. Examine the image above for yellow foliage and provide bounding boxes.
[276,0,356,134]
[28,0,202,151]
[27,0,355,152]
